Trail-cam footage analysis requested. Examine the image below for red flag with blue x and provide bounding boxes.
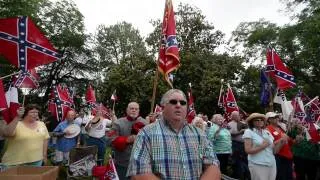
[266,48,295,89]
[48,84,74,121]
[0,16,60,71]
[13,68,39,89]
[158,0,180,87]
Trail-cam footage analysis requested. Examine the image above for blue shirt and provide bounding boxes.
[53,120,79,152]
[127,118,219,179]
[243,128,276,166]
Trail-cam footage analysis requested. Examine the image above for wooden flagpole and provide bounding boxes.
[0,71,20,80]
[150,66,159,114]
[304,96,319,107]
[22,95,26,106]
[112,99,116,113]
[267,82,274,112]
[150,0,169,114]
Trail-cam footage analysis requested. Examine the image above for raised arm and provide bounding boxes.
[3,107,24,137]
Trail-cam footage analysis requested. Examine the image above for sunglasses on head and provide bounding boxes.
[168,99,187,106]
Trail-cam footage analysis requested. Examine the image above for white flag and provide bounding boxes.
[273,88,293,120]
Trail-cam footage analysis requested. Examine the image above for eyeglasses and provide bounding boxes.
[168,99,187,106]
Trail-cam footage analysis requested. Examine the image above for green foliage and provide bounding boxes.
[33,0,95,106]
[230,0,320,101]
[94,22,155,117]
[0,0,44,18]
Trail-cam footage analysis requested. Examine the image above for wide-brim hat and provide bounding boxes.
[266,112,279,119]
[246,113,266,123]
[64,124,81,138]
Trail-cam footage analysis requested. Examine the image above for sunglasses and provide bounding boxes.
[168,99,187,106]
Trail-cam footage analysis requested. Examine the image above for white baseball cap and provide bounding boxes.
[266,112,279,119]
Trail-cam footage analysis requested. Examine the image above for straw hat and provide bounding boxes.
[246,113,266,123]
[64,124,81,138]
[265,112,279,119]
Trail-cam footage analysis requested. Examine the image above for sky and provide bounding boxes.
[73,0,291,39]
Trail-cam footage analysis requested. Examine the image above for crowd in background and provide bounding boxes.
[0,90,319,180]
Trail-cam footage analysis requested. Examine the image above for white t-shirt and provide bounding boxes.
[228,120,243,142]
[87,119,112,138]
[74,116,89,134]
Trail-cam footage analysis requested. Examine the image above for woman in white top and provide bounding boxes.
[243,113,282,180]
[85,110,112,165]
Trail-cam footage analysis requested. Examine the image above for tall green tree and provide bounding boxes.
[94,22,155,116]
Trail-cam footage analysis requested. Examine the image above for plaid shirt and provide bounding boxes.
[127,118,219,179]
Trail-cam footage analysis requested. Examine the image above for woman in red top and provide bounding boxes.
[266,112,293,180]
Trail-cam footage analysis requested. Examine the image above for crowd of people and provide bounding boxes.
[0,88,319,180]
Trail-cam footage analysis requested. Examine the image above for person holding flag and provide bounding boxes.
[2,104,50,167]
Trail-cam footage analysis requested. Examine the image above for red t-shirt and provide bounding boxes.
[266,125,293,159]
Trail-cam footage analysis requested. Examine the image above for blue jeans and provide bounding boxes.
[86,136,106,165]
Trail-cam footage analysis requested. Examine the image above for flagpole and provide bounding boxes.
[150,66,159,113]
[150,0,169,114]
[112,100,116,113]
[22,95,26,106]
[267,83,274,112]
[304,96,319,107]
[0,71,20,80]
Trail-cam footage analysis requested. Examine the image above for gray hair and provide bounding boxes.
[211,114,223,123]
[160,89,187,106]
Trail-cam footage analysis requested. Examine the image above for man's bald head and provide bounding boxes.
[66,110,76,121]
[230,111,240,122]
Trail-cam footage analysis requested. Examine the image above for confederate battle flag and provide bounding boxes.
[225,84,239,120]
[266,47,295,89]
[0,16,60,71]
[86,84,96,107]
[158,0,180,87]
[48,84,74,121]
[13,68,39,89]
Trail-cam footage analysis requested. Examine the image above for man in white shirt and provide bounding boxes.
[85,110,112,165]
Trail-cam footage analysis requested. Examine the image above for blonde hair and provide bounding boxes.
[192,116,205,130]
